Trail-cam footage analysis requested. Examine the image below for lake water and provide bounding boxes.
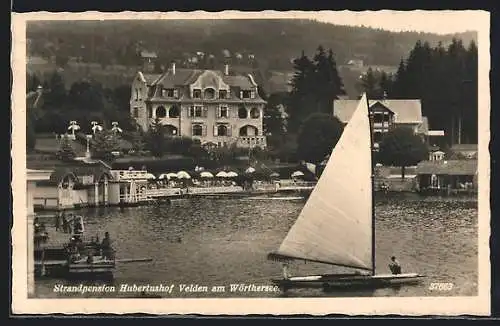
[33,193,478,298]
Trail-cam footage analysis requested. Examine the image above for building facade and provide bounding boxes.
[130,63,267,149]
[333,99,444,148]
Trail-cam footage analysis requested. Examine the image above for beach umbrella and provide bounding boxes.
[291,171,305,178]
[226,171,238,178]
[158,173,168,180]
[216,171,228,178]
[200,171,214,178]
[270,172,280,178]
[245,167,256,174]
[176,171,191,179]
[166,172,178,179]
[145,173,156,180]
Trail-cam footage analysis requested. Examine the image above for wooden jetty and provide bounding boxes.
[34,220,152,279]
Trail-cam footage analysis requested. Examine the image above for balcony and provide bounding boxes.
[236,136,267,148]
[111,170,151,181]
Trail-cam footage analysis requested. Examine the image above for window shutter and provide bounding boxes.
[174,89,178,98]
[251,91,255,99]
[240,91,243,98]
[191,125,195,136]
[216,106,220,118]
[203,107,208,118]
[203,125,207,136]
[228,125,232,136]
[213,125,218,136]
[187,106,192,117]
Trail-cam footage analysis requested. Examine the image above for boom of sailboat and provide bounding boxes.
[267,93,425,291]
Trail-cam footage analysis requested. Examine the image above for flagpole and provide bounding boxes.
[365,93,376,276]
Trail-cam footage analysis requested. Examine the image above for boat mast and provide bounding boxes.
[365,94,376,276]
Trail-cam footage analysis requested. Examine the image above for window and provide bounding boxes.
[238,106,248,119]
[242,90,251,99]
[217,124,228,136]
[204,88,215,100]
[162,88,174,97]
[219,90,228,99]
[219,106,229,118]
[135,88,139,100]
[156,106,167,118]
[374,132,383,143]
[169,105,180,118]
[192,124,203,136]
[147,105,152,118]
[133,107,139,118]
[193,89,202,99]
[373,114,383,123]
[189,106,205,118]
[250,107,260,119]
[250,90,256,99]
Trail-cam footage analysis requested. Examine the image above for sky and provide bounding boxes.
[311,10,484,35]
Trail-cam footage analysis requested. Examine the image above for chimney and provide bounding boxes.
[224,64,229,76]
[171,62,176,75]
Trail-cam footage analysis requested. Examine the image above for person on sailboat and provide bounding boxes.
[388,256,402,275]
[281,262,291,279]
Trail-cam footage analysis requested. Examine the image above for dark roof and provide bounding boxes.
[43,161,113,185]
[152,68,257,90]
[416,160,477,176]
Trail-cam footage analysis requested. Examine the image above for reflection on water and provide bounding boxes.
[34,194,478,298]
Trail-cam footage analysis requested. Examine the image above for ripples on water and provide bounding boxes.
[34,194,478,298]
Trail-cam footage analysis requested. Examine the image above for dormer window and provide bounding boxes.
[219,90,228,99]
[162,88,175,98]
[242,90,251,99]
[193,89,202,99]
[204,88,216,100]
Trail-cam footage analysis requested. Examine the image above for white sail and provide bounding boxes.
[270,94,373,271]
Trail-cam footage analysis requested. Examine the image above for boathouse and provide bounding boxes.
[33,161,119,210]
[415,160,478,193]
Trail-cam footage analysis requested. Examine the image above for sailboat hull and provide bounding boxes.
[271,273,425,291]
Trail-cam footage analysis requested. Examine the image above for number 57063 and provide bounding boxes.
[429,282,454,291]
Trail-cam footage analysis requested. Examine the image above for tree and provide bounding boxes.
[26,111,37,151]
[313,47,346,114]
[378,127,428,179]
[287,51,316,132]
[91,129,121,161]
[360,67,379,99]
[42,71,67,111]
[144,117,167,158]
[130,130,147,154]
[27,73,41,93]
[296,113,344,164]
[56,136,76,162]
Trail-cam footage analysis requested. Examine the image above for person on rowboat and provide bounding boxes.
[388,256,402,275]
[101,232,113,260]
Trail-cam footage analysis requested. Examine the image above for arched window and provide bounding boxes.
[192,124,203,136]
[169,105,180,118]
[250,107,260,119]
[217,125,228,136]
[164,125,178,136]
[238,106,248,119]
[239,125,258,137]
[204,88,216,100]
[156,106,166,118]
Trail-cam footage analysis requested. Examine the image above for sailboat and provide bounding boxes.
[267,93,425,291]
